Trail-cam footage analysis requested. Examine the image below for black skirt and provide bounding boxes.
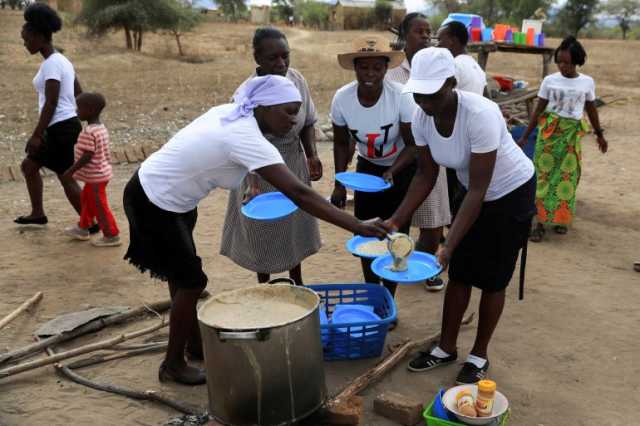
[448,176,535,292]
[353,157,415,234]
[123,171,208,289]
[28,117,82,174]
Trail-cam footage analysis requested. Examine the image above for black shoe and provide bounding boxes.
[408,349,457,373]
[456,360,490,384]
[424,276,445,292]
[14,215,48,226]
[158,362,206,385]
[88,223,100,234]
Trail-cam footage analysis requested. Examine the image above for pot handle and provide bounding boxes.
[267,277,296,286]
[218,329,270,341]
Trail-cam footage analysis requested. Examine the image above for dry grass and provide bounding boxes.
[1,8,639,166]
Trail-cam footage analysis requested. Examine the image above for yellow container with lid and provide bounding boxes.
[475,380,497,417]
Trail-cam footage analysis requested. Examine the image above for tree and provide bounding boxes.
[555,0,600,36]
[298,0,329,29]
[217,0,247,22]
[605,0,640,40]
[79,0,201,52]
[272,0,294,22]
[374,0,392,28]
[161,2,202,56]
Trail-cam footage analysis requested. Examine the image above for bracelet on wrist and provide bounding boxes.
[594,128,604,137]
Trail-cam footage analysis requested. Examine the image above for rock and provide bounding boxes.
[373,392,424,426]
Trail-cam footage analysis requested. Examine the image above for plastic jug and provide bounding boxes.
[471,27,482,42]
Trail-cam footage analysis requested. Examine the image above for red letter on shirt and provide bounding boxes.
[366,133,380,158]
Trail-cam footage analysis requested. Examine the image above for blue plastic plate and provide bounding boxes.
[335,172,392,192]
[346,236,388,259]
[241,192,298,221]
[332,305,381,337]
[370,251,442,283]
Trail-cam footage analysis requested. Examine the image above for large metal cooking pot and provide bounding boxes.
[198,281,326,426]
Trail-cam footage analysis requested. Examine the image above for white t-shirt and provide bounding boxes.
[454,54,486,96]
[412,91,534,201]
[330,80,415,167]
[139,104,284,213]
[538,72,595,120]
[33,52,77,126]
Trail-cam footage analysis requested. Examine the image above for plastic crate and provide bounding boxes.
[423,395,511,426]
[306,283,396,361]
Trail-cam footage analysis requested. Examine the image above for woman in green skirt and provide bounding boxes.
[518,36,608,242]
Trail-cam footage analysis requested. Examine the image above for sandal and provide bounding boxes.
[529,224,545,243]
[634,262,640,273]
[554,225,568,235]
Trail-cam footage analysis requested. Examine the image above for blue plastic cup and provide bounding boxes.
[537,32,545,47]
[483,28,493,41]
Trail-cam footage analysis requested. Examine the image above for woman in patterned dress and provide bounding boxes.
[220,28,322,285]
[517,36,608,242]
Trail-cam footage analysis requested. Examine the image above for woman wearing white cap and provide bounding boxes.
[123,75,388,385]
[386,48,535,384]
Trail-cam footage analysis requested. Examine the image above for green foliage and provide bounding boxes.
[272,0,295,22]
[78,0,202,51]
[374,0,393,27]
[298,0,329,29]
[217,0,247,22]
[555,0,600,36]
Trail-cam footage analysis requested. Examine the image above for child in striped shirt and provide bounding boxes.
[63,92,120,246]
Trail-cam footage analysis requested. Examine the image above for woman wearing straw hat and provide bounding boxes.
[123,75,388,385]
[220,27,322,286]
[387,48,535,384]
[330,36,416,306]
[387,13,451,293]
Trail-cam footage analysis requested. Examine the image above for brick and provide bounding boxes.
[112,150,127,164]
[133,146,145,161]
[124,148,138,163]
[9,166,24,181]
[0,166,12,183]
[141,143,157,159]
[373,392,424,426]
[323,396,363,425]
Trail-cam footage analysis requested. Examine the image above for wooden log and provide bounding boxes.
[0,299,172,366]
[45,347,198,415]
[66,343,167,369]
[0,321,167,379]
[331,313,475,405]
[0,292,43,331]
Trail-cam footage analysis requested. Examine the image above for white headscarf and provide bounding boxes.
[221,75,302,125]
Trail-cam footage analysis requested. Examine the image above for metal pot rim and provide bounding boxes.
[197,284,320,331]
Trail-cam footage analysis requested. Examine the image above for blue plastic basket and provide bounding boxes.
[306,284,397,361]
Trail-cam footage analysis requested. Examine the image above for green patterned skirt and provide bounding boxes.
[534,112,588,226]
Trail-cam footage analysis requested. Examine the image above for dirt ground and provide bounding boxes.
[1,9,639,426]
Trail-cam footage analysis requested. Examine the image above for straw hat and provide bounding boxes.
[337,36,405,70]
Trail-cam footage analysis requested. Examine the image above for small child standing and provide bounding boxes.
[64,92,120,247]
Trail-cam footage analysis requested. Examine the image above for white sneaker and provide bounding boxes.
[91,236,122,247]
[65,225,90,241]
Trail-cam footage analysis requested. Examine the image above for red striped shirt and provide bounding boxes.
[73,124,113,183]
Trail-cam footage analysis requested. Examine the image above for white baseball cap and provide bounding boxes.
[403,47,456,95]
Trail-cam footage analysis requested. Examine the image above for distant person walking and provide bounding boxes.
[387,13,451,292]
[220,28,322,285]
[63,93,121,247]
[517,36,608,242]
[15,3,88,229]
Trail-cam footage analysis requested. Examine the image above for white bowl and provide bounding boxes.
[442,384,509,425]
